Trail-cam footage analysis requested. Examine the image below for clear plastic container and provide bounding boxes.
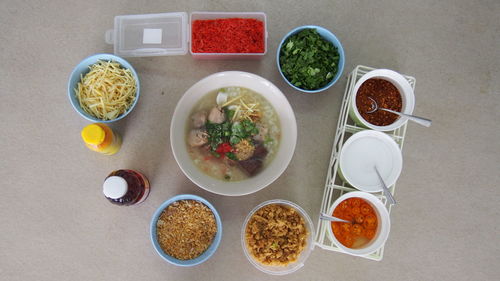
[105,12,189,57]
[105,12,267,59]
[241,199,314,275]
[190,12,267,59]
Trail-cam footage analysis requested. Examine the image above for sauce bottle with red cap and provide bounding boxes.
[103,169,150,205]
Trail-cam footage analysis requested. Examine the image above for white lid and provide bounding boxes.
[339,130,402,192]
[105,12,188,57]
[103,176,128,199]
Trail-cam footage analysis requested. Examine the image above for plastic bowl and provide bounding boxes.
[326,192,390,256]
[338,130,402,193]
[349,69,414,131]
[276,25,345,93]
[241,199,315,275]
[67,53,140,123]
[150,194,222,267]
[170,71,297,196]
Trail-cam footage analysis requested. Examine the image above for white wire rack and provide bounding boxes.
[314,65,416,261]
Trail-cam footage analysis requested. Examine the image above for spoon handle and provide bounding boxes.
[374,166,397,205]
[381,108,432,127]
[320,213,351,223]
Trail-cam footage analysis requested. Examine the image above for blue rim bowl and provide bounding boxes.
[150,194,223,267]
[276,25,345,93]
[67,53,140,123]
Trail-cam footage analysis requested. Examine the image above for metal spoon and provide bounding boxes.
[366,97,432,127]
[320,213,351,223]
[373,165,396,205]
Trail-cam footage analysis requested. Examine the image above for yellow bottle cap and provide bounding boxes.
[81,124,106,145]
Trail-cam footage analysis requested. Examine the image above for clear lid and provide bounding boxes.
[105,12,188,57]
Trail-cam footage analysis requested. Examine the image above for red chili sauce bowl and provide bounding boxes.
[349,69,415,131]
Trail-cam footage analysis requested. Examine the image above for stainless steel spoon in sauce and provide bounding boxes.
[366,97,432,127]
[374,165,397,205]
[320,213,352,223]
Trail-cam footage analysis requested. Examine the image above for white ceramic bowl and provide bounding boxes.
[170,71,297,196]
[241,199,315,275]
[339,130,402,192]
[349,69,414,131]
[326,192,390,256]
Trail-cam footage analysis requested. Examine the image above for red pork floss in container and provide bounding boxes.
[192,18,265,54]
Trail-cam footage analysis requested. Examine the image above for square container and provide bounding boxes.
[105,12,267,59]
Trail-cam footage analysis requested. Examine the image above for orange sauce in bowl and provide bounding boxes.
[331,197,378,248]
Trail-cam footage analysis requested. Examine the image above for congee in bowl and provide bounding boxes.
[186,87,280,181]
[170,71,297,196]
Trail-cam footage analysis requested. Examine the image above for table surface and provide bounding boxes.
[1,0,499,280]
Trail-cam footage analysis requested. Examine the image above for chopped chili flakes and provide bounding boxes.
[192,18,265,53]
[356,78,402,126]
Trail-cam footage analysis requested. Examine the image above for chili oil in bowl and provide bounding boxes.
[326,192,390,256]
[150,194,222,266]
[349,69,414,131]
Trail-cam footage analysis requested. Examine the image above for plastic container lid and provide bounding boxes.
[339,130,402,192]
[105,12,188,57]
[81,124,105,145]
[103,176,128,199]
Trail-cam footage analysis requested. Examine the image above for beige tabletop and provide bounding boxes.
[1,0,499,280]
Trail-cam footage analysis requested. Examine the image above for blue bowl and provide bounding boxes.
[276,25,345,93]
[67,53,140,123]
[150,194,223,267]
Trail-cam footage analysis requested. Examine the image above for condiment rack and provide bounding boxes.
[314,65,416,261]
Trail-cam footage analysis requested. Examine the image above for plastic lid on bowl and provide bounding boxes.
[105,12,188,57]
[339,130,402,192]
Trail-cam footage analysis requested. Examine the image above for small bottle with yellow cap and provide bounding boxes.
[81,123,122,155]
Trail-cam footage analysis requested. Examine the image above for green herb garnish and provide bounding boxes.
[225,109,235,121]
[226,152,238,161]
[231,120,259,139]
[205,108,260,153]
[205,122,222,150]
[279,28,340,90]
[229,135,241,145]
